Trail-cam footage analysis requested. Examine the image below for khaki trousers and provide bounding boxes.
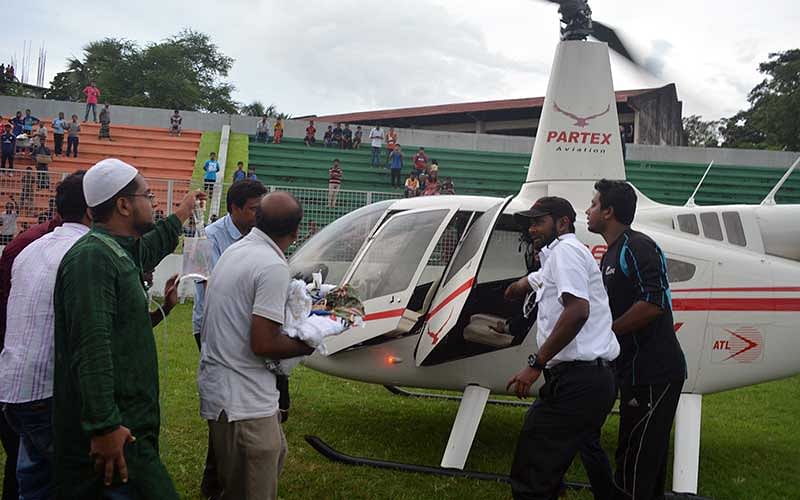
[209,412,287,500]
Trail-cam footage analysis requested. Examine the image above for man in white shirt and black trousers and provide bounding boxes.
[505,196,620,500]
[586,179,687,500]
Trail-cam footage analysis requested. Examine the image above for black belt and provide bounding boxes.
[544,358,610,378]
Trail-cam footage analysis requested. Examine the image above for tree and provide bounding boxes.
[720,49,800,150]
[682,115,721,147]
[46,30,238,113]
[239,101,290,119]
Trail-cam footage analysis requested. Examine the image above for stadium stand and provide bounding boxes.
[0,119,200,233]
[248,136,800,205]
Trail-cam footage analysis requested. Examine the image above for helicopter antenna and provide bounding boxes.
[761,155,800,206]
[685,161,714,207]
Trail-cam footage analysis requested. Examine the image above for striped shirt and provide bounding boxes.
[329,166,342,185]
[0,223,89,403]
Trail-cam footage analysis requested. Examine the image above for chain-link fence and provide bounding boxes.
[0,168,401,249]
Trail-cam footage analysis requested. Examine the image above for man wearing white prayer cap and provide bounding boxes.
[52,158,205,499]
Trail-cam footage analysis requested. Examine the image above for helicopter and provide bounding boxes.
[289,1,800,495]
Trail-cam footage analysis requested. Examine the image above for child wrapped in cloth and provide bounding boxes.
[265,280,365,376]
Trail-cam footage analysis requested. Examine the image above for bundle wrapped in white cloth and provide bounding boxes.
[264,279,352,375]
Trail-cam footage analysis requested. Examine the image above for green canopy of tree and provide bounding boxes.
[682,115,721,147]
[239,101,291,120]
[45,30,238,113]
[719,49,800,151]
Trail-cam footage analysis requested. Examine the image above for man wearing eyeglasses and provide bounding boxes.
[505,196,619,500]
[53,159,206,499]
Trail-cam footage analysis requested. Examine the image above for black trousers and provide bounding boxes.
[511,362,616,500]
[0,152,12,171]
[0,411,19,500]
[390,169,401,187]
[66,136,78,157]
[53,133,64,155]
[614,381,683,500]
[576,427,615,500]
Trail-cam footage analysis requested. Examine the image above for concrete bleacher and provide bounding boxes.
[1,120,201,231]
[249,136,800,205]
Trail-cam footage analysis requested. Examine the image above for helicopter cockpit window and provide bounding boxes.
[722,211,747,246]
[666,258,696,283]
[700,212,723,241]
[677,214,700,235]
[349,209,450,301]
[444,202,505,284]
[289,200,393,285]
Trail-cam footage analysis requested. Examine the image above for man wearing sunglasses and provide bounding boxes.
[53,158,205,499]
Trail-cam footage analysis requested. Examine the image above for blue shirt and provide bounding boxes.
[192,215,242,334]
[233,169,246,183]
[22,115,38,132]
[10,118,24,136]
[52,118,67,134]
[390,150,403,170]
[1,133,15,154]
[204,159,220,181]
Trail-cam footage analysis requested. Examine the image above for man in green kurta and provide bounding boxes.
[53,158,204,499]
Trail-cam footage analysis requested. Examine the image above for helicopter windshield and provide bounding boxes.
[289,200,393,285]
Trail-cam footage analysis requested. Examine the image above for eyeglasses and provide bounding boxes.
[127,192,156,203]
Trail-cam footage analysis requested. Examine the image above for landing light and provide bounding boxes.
[385,355,403,365]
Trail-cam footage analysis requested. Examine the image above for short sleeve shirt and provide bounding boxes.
[369,128,382,147]
[198,228,289,422]
[601,229,686,386]
[532,234,619,367]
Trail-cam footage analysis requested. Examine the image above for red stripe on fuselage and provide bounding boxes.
[673,286,800,293]
[363,308,406,321]
[672,298,800,311]
[426,277,476,320]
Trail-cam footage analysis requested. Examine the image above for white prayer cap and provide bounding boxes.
[83,159,139,207]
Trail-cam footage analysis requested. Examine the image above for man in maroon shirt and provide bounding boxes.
[0,210,62,500]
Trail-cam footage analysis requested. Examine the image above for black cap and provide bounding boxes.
[514,196,577,227]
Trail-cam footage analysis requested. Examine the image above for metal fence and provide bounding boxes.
[0,168,400,248]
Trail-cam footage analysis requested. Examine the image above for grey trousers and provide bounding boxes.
[209,411,287,500]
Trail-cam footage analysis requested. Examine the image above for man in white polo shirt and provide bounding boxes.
[198,191,314,500]
[505,196,620,500]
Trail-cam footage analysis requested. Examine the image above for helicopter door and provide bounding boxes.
[415,197,513,366]
[322,204,461,355]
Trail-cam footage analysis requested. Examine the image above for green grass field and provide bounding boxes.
[3,304,797,499]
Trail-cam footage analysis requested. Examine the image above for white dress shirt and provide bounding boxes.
[0,222,89,403]
[528,233,620,367]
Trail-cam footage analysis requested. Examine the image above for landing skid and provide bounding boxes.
[305,435,711,499]
[384,385,530,407]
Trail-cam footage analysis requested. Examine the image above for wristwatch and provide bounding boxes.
[527,353,546,371]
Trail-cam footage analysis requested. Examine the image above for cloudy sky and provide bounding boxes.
[2,0,796,121]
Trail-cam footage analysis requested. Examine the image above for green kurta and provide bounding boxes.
[53,215,182,499]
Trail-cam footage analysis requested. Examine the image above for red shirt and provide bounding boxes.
[306,126,316,138]
[83,85,100,104]
[414,152,428,171]
[0,217,61,347]
[329,166,342,185]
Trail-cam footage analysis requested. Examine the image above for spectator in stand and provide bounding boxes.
[418,172,427,193]
[428,158,439,177]
[34,138,52,190]
[248,166,259,182]
[170,110,183,136]
[256,116,270,143]
[0,201,18,244]
[98,103,112,140]
[342,124,353,150]
[65,115,80,158]
[10,111,24,139]
[53,112,67,156]
[328,159,343,208]
[233,161,247,183]
[20,168,35,216]
[441,176,455,195]
[82,80,101,122]
[369,124,382,167]
[273,118,284,144]
[404,173,419,198]
[389,145,404,188]
[323,125,334,148]
[1,124,14,174]
[332,123,343,149]
[304,120,316,146]
[352,126,362,149]
[204,152,220,196]
[36,121,48,146]
[423,174,441,196]
[413,147,428,177]
[385,127,398,165]
[22,110,39,135]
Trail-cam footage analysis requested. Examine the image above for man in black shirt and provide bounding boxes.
[586,179,687,500]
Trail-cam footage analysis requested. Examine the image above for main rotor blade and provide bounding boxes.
[591,20,638,67]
